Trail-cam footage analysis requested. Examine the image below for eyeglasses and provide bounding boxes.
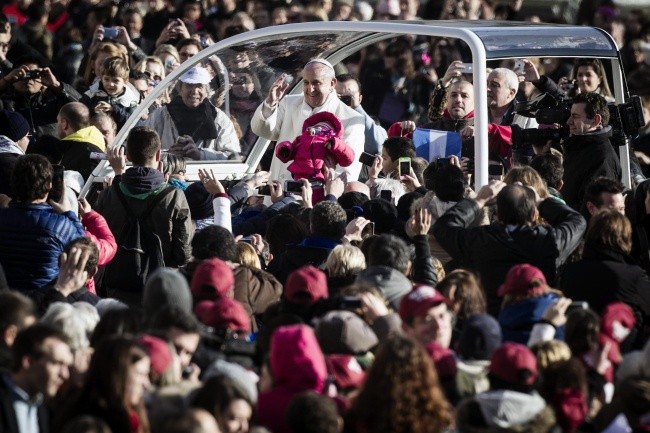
[144,71,162,82]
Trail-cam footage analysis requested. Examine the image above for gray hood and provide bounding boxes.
[355,265,411,309]
[475,390,547,428]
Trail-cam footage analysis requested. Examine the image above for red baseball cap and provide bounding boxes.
[284,265,328,305]
[194,298,251,333]
[138,334,172,376]
[489,342,537,386]
[497,264,548,297]
[325,354,366,390]
[398,285,449,322]
[190,258,235,301]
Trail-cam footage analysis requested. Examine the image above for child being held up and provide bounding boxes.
[81,57,140,129]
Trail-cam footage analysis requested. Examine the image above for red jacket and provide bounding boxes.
[276,111,354,182]
[82,211,117,294]
[257,325,327,433]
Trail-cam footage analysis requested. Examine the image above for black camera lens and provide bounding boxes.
[339,95,353,106]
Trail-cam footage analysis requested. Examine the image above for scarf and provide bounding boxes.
[167,96,219,143]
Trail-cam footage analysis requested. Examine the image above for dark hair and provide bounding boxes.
[584,177,625,207]
[190,375,252,429]
[336,73,361,91]
[338,191,369,210]
[148,306,200,334]
[367,234,410,274]
[0,291,36,335]
[572,92,610,125]
[191,225,238,261]
[433,164,466,202]
[11,324,69,372]
[383,137,416,162]
[436,269,486,321]
[496,184,537,226]
[26,0,48,20]
[59,102,90,132]
[266,213,308,255]
[64,237,99,274]
[176,38,202,53]
[79,336,150,432]
[11,154,52,203]
[310,201,347,238]
[126,126,161,165]
[565,308,600,355]
[530,153,564,189]
[90,308,142,348]
[287,391,339,433]
[572,58,612,98]
[14,54,47,69]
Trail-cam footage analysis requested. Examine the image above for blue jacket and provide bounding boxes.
[0,203,85,292]
[498,293,565,344]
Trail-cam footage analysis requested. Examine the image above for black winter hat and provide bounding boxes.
[0,110,30,143]
[457,314,502,361]
[362,198,398,234]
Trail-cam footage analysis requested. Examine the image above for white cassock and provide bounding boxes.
[250,92,366,183]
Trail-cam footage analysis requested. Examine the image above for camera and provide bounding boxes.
[24,70,41,80]
[339,95,353,106]
[511,125,568,149]
[608,96,646,146]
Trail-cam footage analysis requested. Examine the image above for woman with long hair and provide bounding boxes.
[567,58,613,101]
[60,336,152,433]
[346,333,453,433]
[191,375,254,433]
[561,210,650,349]
[133,56,170,107]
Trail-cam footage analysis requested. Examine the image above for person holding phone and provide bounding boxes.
[250,58,365,184]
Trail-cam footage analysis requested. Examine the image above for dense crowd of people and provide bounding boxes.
[0,0,650,433]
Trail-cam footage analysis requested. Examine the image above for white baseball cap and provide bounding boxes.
[180,66,212,85]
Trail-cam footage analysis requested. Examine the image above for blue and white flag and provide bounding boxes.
[412,128,462,162]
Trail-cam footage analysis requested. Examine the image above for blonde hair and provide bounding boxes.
[133,56,171,105]
[326,244,366,278]
[531,339,572,370]
[236,242,261,269]
[504,165,549,199]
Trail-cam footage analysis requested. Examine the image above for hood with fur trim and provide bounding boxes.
[456,390,557,433]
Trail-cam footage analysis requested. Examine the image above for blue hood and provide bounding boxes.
[498,293,564,344]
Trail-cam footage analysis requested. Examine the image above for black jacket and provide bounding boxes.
[432,197,586,315]
[560,247,650,348]
[562,127,622,210]
[0,375,50,433]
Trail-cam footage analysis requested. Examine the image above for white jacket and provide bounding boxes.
[144,105,240,160]
[250,92,366,182]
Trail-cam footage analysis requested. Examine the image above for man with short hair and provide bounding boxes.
[0,324,73,433]
[0,154,85,294]
[432,181,586,315]
[562,92,622,210]
[0,292,36,372]
[44,102,106,180]
[336,73,387,156]
[251,58,365,183]
[399,285,453,348]
[267,200,348,284]
[95,126,193,305]
[0,54,81,139]
[0,13,48,77]
[584,177,626,216]
[148,306,201,371]
[530,153,564,202]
